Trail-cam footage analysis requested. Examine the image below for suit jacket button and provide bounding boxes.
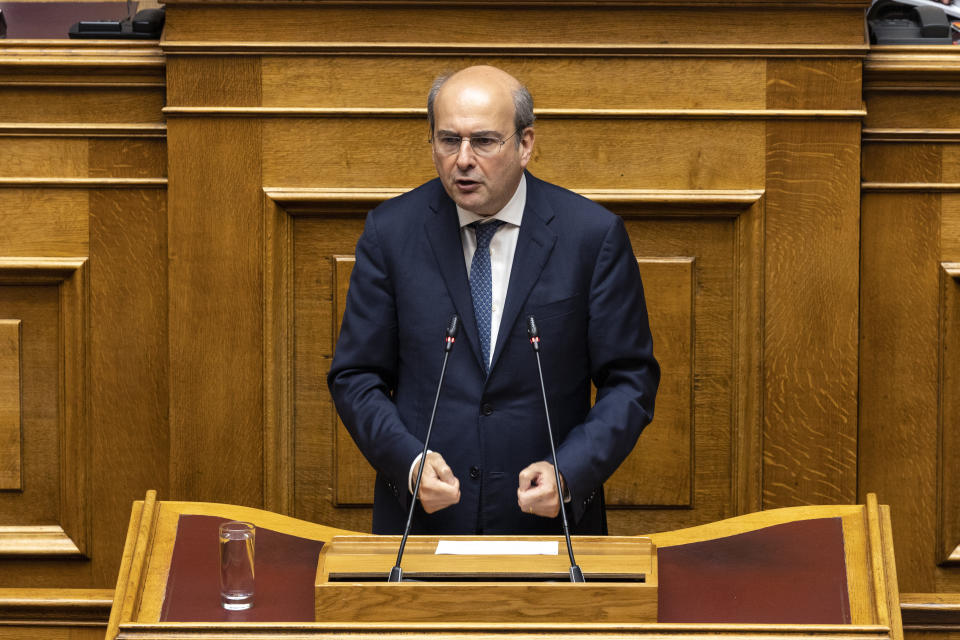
[481,403,494,416]
[470,466,481,479]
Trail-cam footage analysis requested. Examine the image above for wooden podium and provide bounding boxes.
[315,535,656,623]
[105,492,903,640]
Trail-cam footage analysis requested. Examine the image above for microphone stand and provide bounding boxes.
[527,315,585,583]
[388,314,460,582]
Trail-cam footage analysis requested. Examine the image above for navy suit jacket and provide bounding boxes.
[327,172,659,535]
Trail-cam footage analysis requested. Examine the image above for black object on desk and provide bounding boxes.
[869,0,954,44]
[69,7,163,39]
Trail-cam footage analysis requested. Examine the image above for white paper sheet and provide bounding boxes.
[434,540,559,555]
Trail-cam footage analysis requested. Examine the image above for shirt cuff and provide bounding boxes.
[408,450,432,495]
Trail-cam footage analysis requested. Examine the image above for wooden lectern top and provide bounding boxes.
[105,492,903,640]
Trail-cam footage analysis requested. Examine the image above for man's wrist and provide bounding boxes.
[408,450,433,494]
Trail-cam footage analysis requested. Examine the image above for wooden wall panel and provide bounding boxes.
[167,117,264,507]
[260,56,768,110]
[860,190,941,592]
[605,257,694,509]
[862,47,960,596]
[291,209,369,532]
[0,190,89,257]
[88,188,168,587]
[866,93,960,132]
[0,87,164,124]
[166,56,261,108]
[0,259,88,560]
[945,194,960,260]
[763,120,860,509]
[0,320,22,490]
[940,264,960,566]
[766,58,863,110]
[162,3,867,46]
[262,118,766,190]
[0,40,166,593]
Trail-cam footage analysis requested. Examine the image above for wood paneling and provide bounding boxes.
[862,47,960,594]
[167,117,264,507]
[0,39,166,591]
[763,120,860,509]
[0,259,88,558]
[605,257,693,508]
[261,117,767,190]
[0,320,22,490]
[940,265,960,566]
[766,58,863,110]
[860,191,940,591]
[166,56,261,107]
[35,0,960,628]
[162,3,867,46]
[260,56,768,110]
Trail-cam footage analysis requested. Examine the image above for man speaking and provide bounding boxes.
[327,65,659,535]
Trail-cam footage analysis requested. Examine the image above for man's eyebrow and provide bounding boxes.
[436,129,502,137]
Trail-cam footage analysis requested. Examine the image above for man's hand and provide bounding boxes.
[517,461,563,518]
[411,451,461,513]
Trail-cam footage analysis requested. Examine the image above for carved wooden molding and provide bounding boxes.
[861,182,960,193]
[0,42,164,85]
[866,48,960,87]
[862,130,960,143]
[264,187,763,217]
[0,587,112,625]
[0,526,81,557]
[0,123,167,138]
[939,263,960,565]
[263,195,295,515]
[162,42,870,57]
[901,593,960,630]
[165,106,866,120]
[0,258,89,557]
[0,320,22,490]
[0,178,168,189]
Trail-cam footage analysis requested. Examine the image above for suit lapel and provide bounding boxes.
[424,189,486,373]
[489,176,557,375]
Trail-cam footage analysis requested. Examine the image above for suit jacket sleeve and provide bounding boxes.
[327,211,424,509]
[554,215,660,523]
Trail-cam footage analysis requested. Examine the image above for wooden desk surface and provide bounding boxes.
[106,492,903,640]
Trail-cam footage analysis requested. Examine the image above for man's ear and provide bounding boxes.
[519,127,535,168]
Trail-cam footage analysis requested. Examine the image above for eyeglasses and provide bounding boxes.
[430,129,522,157]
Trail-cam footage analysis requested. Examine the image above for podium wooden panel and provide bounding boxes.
[105,492,902,640]
[315,535,656,624]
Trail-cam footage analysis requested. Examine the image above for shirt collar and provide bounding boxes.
[456,174,526,229]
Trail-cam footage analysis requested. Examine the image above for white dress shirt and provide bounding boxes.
[456,173,526,366]
[408,175,527,494]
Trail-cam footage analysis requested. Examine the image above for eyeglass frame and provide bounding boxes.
[429,128,525,157]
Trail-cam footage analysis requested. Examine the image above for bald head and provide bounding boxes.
[427,65,535,136]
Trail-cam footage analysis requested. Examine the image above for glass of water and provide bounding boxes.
[218,521,255,610]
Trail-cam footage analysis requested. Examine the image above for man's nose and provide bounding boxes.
[455,139,476,168]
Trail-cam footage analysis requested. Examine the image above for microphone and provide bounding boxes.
[389,314,460,582]
[526,316,585,583]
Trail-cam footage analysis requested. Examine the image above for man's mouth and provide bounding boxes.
[455,177,481,192]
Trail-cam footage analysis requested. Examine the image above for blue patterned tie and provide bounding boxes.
[469,220,505,372]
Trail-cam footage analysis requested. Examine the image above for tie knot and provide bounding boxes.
[470,219,506,249]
